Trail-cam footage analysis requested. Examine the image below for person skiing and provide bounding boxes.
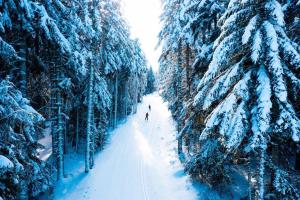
[145,112,149,121]
[149,105,151,111]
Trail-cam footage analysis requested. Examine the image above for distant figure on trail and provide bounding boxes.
[145,112,149,121]
[149,105,151,111]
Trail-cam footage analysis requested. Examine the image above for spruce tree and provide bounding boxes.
[192,0,300,197]
[145,67,156,94]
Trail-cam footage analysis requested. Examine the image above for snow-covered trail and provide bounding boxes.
[54,93,198,200]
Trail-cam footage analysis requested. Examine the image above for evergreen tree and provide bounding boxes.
[0,79,53,199]
[159,0,300,198]
[145,67,156,94]
[0,0,147,198]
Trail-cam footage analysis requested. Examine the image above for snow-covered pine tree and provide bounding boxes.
[177,0,225,147]
[191,0,300,197]
[0,79,53,199]
[0,0,35,95]
[98,0,123,127]
[159,0,226,158]
[159,0,187,155]
[284,0,300,45]
[0,0,146,198]
[85,61,94,172]
[131,39,147,112]
[89,0,112,167]
[41,1,72,180]
[145,67,156,95]
[98,0,147,126]
[180,0,225,86]
[0,0,73,186]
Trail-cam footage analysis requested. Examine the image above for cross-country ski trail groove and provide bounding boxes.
[54,93,198,200]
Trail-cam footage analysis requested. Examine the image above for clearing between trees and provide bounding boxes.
[53,94,199,200]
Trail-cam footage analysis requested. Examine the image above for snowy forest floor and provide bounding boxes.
[52,93,214,200]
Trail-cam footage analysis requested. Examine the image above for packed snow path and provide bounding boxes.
[54,93,198,200]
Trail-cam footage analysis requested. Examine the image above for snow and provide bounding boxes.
[54,93,200,200]
[264,21,287,103]
[0,155,14,169]
[251,30,262,63]
[256,66,272,132]
[201,31,239,88]
[258,149,266,199]
[35,4,71,53]
[242,15,257,45]
[249,65,272,151]
[0,37,17,58]
[265,0,284,26]
[203,60,242,110]
[37,126,52,161]
[280,38,300,70]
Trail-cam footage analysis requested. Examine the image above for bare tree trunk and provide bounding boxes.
[57,94,64,180]
[85,65,94,173]
[177,40,183,156]
[185,45,191,98]
[114,73,118,128]
[109,79,113,127]
[75,109,79,153]
[125,83,129,117]
[248,156,253,200]
[134,73,138,114]
[125,82,128,117]
[109,101,113,127]
[258,148,266,200]
[50,62,64,180]
[91,108,95,168]
[296,151,300,171]
[64,102,68,155]
[178,135,183,156]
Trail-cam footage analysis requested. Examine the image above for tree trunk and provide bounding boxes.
[185,45,191,98]
[296,151,300,171]
[188,132,194,155]
[177,40,183,156]
[91,108,95,169]
[50,63,64,180]
[178,135,183,156]
[125,81,128,117]
[109,102,113,127]
[248,155,254,200]
[57,94,64,180]
[134,73,138,114]
[258,148,266,200]
[75,109,79,153]
[114,73,118,128]
[19,47,27,96]
[85,65,94,173]
[109,80,113,127]
[64,106,68,155]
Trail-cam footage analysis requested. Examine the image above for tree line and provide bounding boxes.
[159,0,300,199]
[0,0,147,199]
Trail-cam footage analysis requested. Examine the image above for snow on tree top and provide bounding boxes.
[0,155,14,169]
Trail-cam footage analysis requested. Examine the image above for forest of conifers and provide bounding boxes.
[1,0,300,199]
[158,0,300,199]
[0,0,152,199]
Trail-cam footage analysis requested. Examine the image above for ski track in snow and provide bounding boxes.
[54,93,199,200]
